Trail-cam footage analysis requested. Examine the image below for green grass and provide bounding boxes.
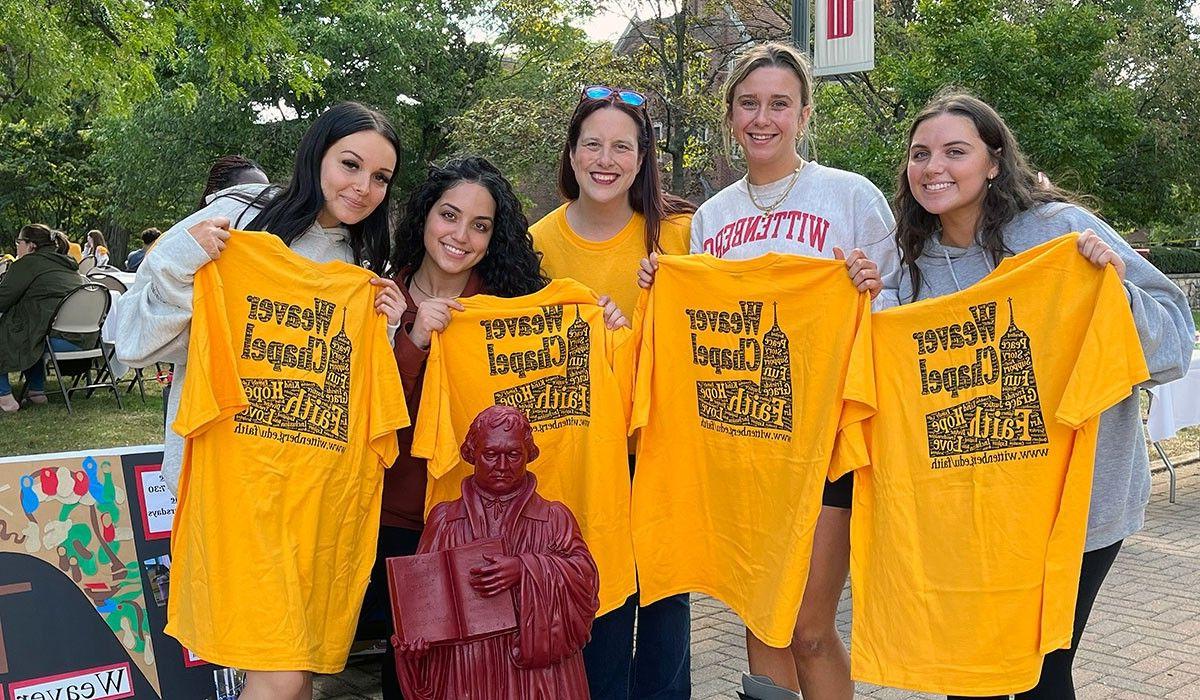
[0,376,166,456]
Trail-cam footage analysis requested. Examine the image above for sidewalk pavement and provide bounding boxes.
[321,464,1200,699]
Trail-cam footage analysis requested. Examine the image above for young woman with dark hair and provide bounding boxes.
[0,224,88,413]
[115,101,405,700]
[365,155,626,698]
[529,85,695,700]
[894,89,1193,699]
[196,154,270,211]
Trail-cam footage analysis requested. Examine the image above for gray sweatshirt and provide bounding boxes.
[114,183,394,492]
[690,161,901,310]
[898,203,1195,550]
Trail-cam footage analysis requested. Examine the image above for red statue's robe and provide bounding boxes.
[396,474,600,700]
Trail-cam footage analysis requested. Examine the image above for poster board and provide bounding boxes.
[0,446,235,699]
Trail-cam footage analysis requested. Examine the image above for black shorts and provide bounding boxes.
[822,472,853,509]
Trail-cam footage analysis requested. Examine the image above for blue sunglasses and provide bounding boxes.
[582,85,647,107]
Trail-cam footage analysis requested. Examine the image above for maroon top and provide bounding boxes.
[381,267,486,530]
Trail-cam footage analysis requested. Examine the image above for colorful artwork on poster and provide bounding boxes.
[0,455,158,695]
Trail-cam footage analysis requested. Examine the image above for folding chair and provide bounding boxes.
[87,271,128,294]
[34,283,123,414]
[1143,388,1178,504]
[77,256,98,275]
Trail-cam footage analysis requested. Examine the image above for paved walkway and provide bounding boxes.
[321,463,1200,699]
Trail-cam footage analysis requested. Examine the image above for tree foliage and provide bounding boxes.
[1,0,1197,253]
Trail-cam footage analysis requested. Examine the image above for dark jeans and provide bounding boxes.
[948,539,1123,700]
[584,591,692,700]
[361,524,423,700]
[0,337,81,395]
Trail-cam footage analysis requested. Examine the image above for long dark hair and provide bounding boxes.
[893,89,1080,300]
[392,157,548,297]
[557,96,695,254]
[247,102,399,272]
[19,224,56,252]
[197,155,267,211]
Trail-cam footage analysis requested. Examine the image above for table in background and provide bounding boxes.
[1146,348,1200,503]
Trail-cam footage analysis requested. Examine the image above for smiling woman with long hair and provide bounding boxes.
[893,88,1193,699]
[115,101,407,700]
[527,84,696,700]
[635,41,903,700]
[368,156,555,699]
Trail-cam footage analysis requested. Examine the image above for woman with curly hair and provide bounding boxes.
[368,156,625,699]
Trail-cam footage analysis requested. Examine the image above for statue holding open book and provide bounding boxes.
[388,405,600,699]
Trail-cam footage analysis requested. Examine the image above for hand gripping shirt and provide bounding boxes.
[837,234,1150,695]
[170,230,409,673]
[630,253,874,646]
[412,278,638,615]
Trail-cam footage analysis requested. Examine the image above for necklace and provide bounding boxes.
[746,160,806,216]
[410,270,466,299]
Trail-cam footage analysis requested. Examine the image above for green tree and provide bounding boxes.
[0,111,103,249]
[805,0,1200,231]
[87,0,498,234]
[0,0,329,121]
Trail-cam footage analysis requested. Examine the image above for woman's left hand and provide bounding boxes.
[371,277,407,327]
[834,246,881,299]
[1077,228,1126,282]
[599,295,630,330]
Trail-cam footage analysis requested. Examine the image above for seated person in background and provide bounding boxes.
[125,227,161,272]
[62,231,83,262]
[0,224,91,413]
[52,231,72,256]
[82,229,109,266]
[197,154,270,212]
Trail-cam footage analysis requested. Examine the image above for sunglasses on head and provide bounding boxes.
[581,85,647,107]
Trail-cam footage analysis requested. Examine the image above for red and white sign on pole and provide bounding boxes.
[813,0,875,76]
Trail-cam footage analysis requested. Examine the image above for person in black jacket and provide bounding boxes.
[0,224,90,412]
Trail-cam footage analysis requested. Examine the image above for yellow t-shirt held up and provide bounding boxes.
[840,234,1149,695]
[630,253,874,646]
[169,230,409,673]
[531,205,691,318]
[412,278,639,615]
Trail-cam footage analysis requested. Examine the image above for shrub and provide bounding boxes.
[1147,246,1200,275]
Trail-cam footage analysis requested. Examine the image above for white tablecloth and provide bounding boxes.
[1147,349,1200,442]
[109,271,137,288]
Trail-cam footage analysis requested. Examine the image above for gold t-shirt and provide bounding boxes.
[531,205,691,317]
[412,278,638,615]
[839,234,1149,695]
[170,230,409,673]
[630,253,873,646]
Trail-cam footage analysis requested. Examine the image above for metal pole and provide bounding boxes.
[793,0,812,159]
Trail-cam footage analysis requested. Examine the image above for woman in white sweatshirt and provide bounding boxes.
[114,101,405,700]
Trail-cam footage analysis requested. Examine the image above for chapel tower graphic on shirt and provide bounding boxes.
[696,303,794,433]
[493,305,591,424]
[235,309,351,443]
[925,299,1048,458]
